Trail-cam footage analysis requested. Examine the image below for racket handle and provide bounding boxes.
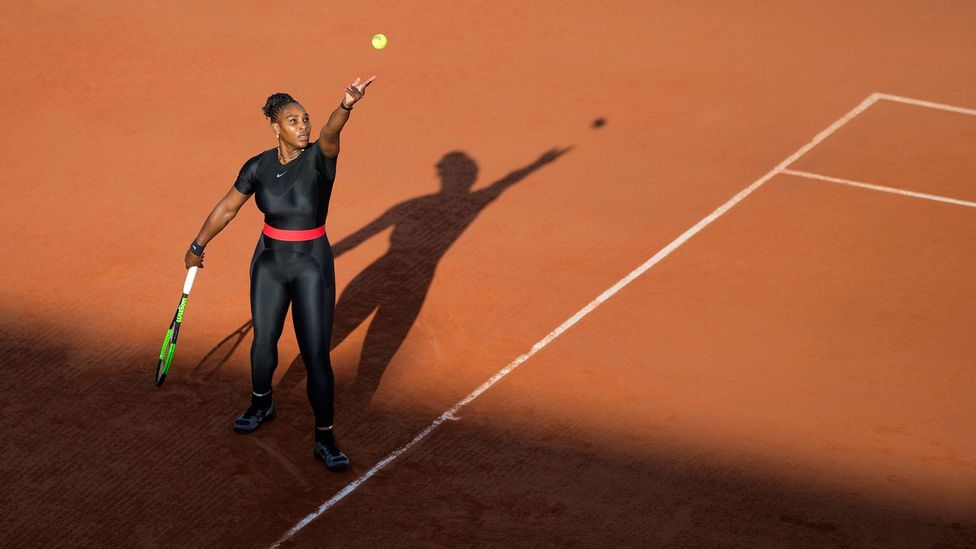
[184,266,199,294]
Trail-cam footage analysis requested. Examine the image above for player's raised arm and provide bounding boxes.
[319,75,377,157]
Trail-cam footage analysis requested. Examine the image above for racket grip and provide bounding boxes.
[184,266,199,294]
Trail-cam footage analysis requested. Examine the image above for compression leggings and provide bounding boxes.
[248,232,336,428]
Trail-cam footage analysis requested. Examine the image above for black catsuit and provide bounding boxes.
[233,141,337,428]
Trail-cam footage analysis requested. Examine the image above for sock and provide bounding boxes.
[251,390,272,410]
[315,427,338,449]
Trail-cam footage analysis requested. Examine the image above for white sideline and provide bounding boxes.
[782,169,976,209]
[271,91,921,547]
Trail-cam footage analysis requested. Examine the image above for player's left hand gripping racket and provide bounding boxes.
[155,266,199,387]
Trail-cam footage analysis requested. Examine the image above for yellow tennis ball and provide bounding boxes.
[371,33,388,50]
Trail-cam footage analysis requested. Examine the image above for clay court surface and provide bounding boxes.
[2,1,975,547]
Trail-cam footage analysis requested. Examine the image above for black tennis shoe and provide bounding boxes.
[233,402,276,433]
[313,441,350,471]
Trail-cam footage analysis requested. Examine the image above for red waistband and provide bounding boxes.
[262,224,326,241]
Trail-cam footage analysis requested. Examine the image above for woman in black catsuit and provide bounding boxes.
[184,75,376,472]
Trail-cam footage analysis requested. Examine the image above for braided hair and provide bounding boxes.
[262,93,297,121]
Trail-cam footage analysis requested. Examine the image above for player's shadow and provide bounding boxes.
[276,146,572,413]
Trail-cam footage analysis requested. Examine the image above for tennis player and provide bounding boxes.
[184,76,376,471]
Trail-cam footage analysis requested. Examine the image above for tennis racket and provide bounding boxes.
[155,266,199,387]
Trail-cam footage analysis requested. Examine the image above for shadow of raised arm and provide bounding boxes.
[479,146,574,203]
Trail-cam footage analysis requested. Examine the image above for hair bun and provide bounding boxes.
[262,93,296,120]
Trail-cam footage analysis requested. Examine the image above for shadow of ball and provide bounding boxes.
[592,118,606,129]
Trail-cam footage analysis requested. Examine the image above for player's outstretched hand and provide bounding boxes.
[343,75,377,107]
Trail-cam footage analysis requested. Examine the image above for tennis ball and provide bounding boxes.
[371,33,388,50]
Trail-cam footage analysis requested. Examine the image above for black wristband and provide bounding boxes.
[189,241,205,257]
[339,101,353,111]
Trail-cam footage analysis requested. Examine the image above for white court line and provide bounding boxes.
[269,93,882,548]
[782,169,976,209]
[876,93,976,117]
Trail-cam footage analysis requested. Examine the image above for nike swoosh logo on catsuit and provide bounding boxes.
[277,172,287,178]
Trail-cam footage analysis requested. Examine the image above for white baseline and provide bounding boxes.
[876,93,976,117]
